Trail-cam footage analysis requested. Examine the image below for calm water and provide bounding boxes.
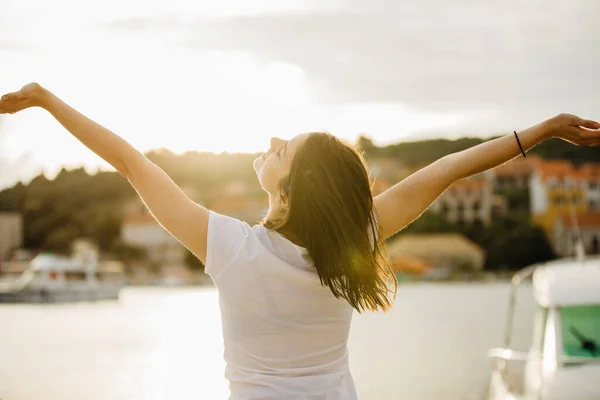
[0,283,536,400]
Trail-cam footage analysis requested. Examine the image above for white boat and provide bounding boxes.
[487,255,600,400]
[0,253,126,303]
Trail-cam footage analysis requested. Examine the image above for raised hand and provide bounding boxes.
[0,82,45,114]
[548,113,600,147]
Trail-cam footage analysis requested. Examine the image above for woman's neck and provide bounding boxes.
[263,197,304,248]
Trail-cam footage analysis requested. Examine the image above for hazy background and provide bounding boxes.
[2,0,599,189]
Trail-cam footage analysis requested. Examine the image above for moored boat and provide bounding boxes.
[0,253,125,303]
[487,255,600,400]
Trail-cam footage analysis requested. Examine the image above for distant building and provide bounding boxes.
[367,157,416,196]
[552,212,600,256]
[430,171,494,225]
[388,254,432,276]
[386,233,485,278]
[209,194,267,223]
[490,156,534,214]
[121,213,187,267]
[121,190,201,267]
[122,184,204,216]
[492,157,534,190]
[368,157,413,184]
[529,158,595,237]
[579,163,600,211]
[490,194,509,218]
[0,212,23,260]
[203,179,268,223]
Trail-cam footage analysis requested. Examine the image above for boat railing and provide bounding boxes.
[0,269,36,294]
[489,348,600,365]
[489,347,600,398]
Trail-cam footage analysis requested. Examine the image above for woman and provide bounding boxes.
[1,83,599,399]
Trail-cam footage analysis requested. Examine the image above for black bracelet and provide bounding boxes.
[514,131,527,158]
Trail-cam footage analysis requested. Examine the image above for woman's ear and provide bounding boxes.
[278,178,291,207]
[279,190,289,207]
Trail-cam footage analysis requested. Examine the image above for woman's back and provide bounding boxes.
[206,211,357,399]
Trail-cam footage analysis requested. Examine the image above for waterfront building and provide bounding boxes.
[429,171,494,225]
[0,212,22,261]
[386,233,485,279]
[529,158,596,237]
[552,212,600,256]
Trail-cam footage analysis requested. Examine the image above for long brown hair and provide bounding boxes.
[263,132,397,312]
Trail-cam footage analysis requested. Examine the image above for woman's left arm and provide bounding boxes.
[442,115,599,181]
[374,114,600,241]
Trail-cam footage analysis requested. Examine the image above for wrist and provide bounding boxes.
[542,116,565,140]
[35,85,53,110]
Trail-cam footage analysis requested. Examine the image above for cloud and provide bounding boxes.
[108,0,600,121]
[0,41,29,51]
[0,19,29,51]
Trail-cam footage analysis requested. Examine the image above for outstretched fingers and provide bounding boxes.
[0,91,32,114]
[573,116,600,130]
[574,125,600,146]
[0,96,18,114]
[0,97,12,114]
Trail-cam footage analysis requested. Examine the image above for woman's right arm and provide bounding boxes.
[374,114,600,242]
[1,83,210,263]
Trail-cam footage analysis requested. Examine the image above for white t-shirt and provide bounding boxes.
[205,211,358,400]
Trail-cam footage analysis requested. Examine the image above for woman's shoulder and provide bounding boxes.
[209,210,253,231]
[205,212,263,279]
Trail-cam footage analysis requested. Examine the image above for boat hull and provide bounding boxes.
[0,283,123,303]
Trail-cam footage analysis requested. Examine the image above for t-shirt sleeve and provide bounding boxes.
[205,211,251,281]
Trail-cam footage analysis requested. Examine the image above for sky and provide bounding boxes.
[1,0,599,189]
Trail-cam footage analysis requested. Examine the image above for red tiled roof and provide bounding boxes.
[531,158,600,183]
[578,164,600,180]
[559,212,600,229]
[532,159,574,180]
[390,255,432,275]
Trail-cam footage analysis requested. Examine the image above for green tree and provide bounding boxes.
[398,210,456,235]
[467,214,555,271]
[185,249,205,271]
[43,224,80,254]
[496,187,530,213]
[356,135,377,153]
